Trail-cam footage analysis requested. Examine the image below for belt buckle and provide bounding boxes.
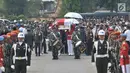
[18,57,22,59]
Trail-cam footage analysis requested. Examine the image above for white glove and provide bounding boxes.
[0,66,5,72]
[11,65,15,69]
[108,63,111,67]
[27,66,30,70]
[92,62,95,66]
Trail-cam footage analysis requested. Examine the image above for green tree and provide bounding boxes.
[4,0,27,15]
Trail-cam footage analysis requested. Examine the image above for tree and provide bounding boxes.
[4,0,27,15]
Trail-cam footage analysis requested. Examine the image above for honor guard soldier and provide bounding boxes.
[11,32,31,73]
[2,35,12,73]
[0,36,5,73]
[49,26,61,60]
[72,28,81,59]
[91,30,110,73]
[119,33,130,73]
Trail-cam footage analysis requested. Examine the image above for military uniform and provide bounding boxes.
[49,30,61,60]
[0,44,4,73]
[120,41,130,73]
[86,29,93,55]
[72,31,81,59]
[4,43,12,73]
[92,30,109,73]
[34,30,42,56]
[11,42,31,73]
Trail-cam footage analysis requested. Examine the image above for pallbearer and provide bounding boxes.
[11,32,31,73]
[91,30,110,73]
[119,33,130,73]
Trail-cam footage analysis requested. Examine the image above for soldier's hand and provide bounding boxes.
[11,65,15,69]
[27,66,30,70]
[108,63,111,67]
[91,62,95,66]
[0,66,5,72]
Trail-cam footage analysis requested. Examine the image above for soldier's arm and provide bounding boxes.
[10,44,15,65]
[26,44,31,66]
[91,42,96,62]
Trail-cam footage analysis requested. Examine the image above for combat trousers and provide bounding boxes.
[52,46,58,59]
[74,46,80,59]
[96,57,108,73]
[15,60,26,73]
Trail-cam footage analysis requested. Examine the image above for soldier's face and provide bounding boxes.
[98,35,105,40]
[18,38,24,42]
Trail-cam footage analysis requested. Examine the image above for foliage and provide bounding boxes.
[7,15,27,21]
[4,0,27,15]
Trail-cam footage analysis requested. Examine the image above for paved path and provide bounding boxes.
[27,52,98,73]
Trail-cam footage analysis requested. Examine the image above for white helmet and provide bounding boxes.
[17,33,25,38]
[14,20,17,23]
[98,30,105,35]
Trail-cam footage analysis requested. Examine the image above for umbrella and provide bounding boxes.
[64,12,83,19]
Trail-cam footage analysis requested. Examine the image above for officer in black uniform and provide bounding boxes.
[91,30,110,73]
[11,32,31,73]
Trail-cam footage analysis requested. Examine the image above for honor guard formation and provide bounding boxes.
[1,12,130,73]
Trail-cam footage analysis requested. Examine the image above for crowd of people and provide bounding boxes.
[0,15,129,73]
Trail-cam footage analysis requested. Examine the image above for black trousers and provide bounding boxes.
[74,46,80,59]
[87,40,93,55]
[35,43,41,56]
[96,57,108,73]
[126,41,130,54]
[43,38,47,53]
[52,46,58,59]
[15,60,26,73]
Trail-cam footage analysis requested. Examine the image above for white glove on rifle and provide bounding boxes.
[27,66,30,70]
[11,65,15,69]
[108,63,111,67]
[0,66,5,72]
[92,62,95,66]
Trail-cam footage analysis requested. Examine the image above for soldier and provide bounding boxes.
[11,32,31,73]
[72,28,81,59]
[2,35,12,73]
[86,27,93,55]
[25,29,34,51]
[42,23,48,54]
[34,27,42,56]
[0,36,5,73]
[119,33,130,73]
[49,26,61,60]
[66,25,75,56]
[91,30,110,73]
